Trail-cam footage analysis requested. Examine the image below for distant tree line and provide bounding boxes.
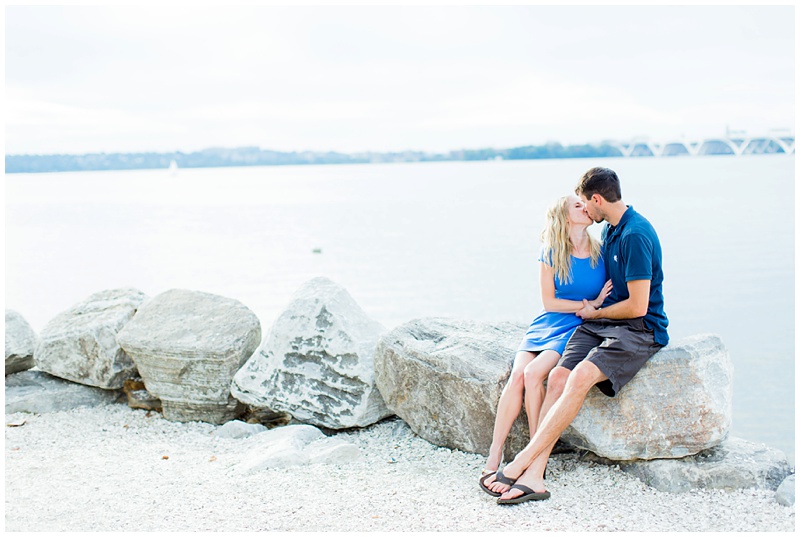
[5,142,627,173]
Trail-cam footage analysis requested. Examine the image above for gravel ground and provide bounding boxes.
[4,403,795,532]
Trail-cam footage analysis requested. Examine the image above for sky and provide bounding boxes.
[4,4,796,155]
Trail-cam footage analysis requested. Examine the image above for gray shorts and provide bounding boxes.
[558,318,663,397]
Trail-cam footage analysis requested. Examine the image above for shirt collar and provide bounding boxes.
[606,205,635,238]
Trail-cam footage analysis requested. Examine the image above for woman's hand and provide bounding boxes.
[589,280,613,309]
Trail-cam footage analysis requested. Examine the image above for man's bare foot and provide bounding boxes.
[498,473,547,501]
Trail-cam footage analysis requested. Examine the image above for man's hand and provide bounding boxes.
[576,299,598,319]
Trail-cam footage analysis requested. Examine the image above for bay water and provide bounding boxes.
[4,155,794,463]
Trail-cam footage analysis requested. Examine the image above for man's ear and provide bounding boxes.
[592,193,603,205]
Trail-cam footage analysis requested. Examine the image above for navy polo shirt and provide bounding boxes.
[600,206,669,346]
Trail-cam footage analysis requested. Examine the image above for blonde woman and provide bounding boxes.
[480,194,611,496]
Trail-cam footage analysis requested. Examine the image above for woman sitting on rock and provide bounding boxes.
[480,194,610,501]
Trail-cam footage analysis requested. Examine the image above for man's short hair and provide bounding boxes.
[576,167,622,202]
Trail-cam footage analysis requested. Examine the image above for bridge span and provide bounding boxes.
[611,134,794,157]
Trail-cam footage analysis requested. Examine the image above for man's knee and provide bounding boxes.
[568,360,607,393]
[546,366,570,392]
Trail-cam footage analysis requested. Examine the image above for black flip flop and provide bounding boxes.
[479,472,501,497]
[497,484,551,505]
[480,469,517,497]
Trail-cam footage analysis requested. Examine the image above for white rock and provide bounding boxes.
[117,289,261,424]
[562,333,733,460]
[5,370,120,413]
[588,436,792,493]
[776,474,795,506]
[235,425,362,473]
[306,437,363,464]
[5,310,38,376]
[214,420,267,439]
[35,288,147,389]
[235,424,325,473]
[231,277,391,429]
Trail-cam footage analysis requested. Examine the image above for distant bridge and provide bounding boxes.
[611,134,794,157]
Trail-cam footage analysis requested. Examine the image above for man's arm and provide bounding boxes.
[576,279,650,320]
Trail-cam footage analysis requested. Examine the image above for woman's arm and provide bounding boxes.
[576,279,649,320]
[540,262,612,313]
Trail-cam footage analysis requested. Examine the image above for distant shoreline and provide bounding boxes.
[4,140,771,174]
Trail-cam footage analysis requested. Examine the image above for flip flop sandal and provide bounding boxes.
[497,484,551,505]
[480,469,517,497]
[479,472,501,497]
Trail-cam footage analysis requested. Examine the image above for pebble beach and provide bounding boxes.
[4,403,795,532]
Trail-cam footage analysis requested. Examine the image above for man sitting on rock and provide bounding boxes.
[483,166,669,504]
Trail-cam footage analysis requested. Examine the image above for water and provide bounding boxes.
[4,155,794,463]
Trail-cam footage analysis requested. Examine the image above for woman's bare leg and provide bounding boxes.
[483,351,537,473]
[522,350,561,439]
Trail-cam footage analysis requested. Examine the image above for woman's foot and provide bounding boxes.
[481,446,503,475]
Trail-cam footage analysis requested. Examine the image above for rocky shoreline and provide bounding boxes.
[4,404,795,532]
[5,277,796,530]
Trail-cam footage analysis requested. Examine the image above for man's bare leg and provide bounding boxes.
[490,360,608,496]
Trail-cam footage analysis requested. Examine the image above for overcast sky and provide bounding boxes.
[5,4,795,155]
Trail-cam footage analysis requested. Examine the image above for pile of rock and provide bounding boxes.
[4,280,794,502]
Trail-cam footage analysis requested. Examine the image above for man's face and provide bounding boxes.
[579,193,604,223]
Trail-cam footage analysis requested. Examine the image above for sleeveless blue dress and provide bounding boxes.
[518,248,607,355]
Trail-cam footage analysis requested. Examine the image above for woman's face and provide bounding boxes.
[566,195,592,227]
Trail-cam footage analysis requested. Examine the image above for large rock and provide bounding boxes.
[5,370,121,414]
[374,317,530,456]
[561,333,733,460]
[231,277,391,430]
[34,288,148,389]
[5,310,38,376]
[587,437,793,493]
[117,289,261,424]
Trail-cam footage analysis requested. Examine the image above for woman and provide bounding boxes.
[480,194,610,494]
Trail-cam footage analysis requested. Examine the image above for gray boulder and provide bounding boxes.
[373,317,530,457]
[231,277,391,430]
[776,474,795,506]
[5,370,120,414]
[562,333,733,460]
[5,310,38,376]
[35,288,148,389]
[117,289,261,425]
[587,436,793,493]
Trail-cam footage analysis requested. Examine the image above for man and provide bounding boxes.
[484,166,668,504]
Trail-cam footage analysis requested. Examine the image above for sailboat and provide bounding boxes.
[168,159,178,175]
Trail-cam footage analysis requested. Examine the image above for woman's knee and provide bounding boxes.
[505,355,531,389]
[523,360,550,387]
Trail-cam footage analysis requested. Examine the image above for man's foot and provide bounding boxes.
[497,484,550,504]
[498,471,546,501]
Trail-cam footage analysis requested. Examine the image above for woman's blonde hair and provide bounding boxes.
[541,196,601,284]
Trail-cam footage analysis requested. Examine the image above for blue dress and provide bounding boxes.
[518,248,607,355]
